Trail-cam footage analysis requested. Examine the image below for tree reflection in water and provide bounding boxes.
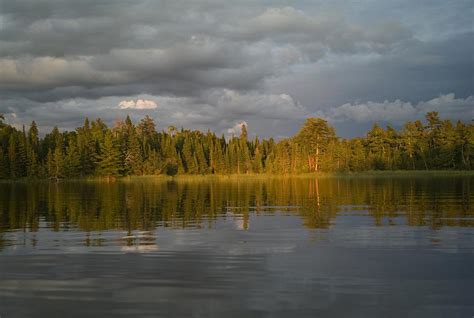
[0,176,472,251]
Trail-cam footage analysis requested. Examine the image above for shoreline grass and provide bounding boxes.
[1,170,473,183]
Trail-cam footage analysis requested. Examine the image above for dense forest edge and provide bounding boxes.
[0,111,472,180]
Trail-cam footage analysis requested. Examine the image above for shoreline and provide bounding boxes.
[1,170,473,183]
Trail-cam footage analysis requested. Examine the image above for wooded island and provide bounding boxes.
[0,111,472,179]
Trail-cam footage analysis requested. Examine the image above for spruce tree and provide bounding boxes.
[46,149,55,177]
[0,147,8,179]
[77,118,97,175]
[182,138,198,174]
[28,121,39,151]
[96,131,121,178]
[253,144,264,173]
[26,145,39,177]
[124,132,143,175]
[7,134,17,178]
[53,145,64,178]
[65,139,81,177]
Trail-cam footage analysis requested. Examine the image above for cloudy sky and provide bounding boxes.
[0,0,473,138]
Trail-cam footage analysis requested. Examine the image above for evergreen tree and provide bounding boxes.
[294,118,336,172]
[143,150,161,175]
[77,118,97,175]
[28,121,39,151]
[252,139,264,173]
[46,149,55,177]
[96,131,121,177]
[65,139,81,177]
[124,132,143,175]
[26,144,39,177]
[7,134,17,178]
[53,145,65,178]
[0,147,8,179]
[182,138,198,174]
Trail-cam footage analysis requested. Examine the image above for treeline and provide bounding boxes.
[0,111,472,179]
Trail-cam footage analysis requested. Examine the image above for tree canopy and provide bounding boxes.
[0,112,472,179]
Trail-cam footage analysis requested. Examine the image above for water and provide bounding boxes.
[0,176,473,317]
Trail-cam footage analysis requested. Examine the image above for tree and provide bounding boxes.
[26,145,39,177]
[366,124,388,170]
[26,121,40,177]
[454,121,471,169]
[7,134,17,178]
[77,118,97,175]
[349,139,367,171]
[294,118,336,172]
[28,121,39,151]
[124,132,143,175]
[401,122,417,169]
[96,131,121,178]
[252,140,264,173]
[238,125,251,173]
[137,115,157,156]
[65,139,81,177]
[0,147,8,179]
[182,137,198,174]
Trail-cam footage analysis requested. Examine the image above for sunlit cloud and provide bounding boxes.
[227,121,248,135]
[118,99,158,109]
[322,93,474,123]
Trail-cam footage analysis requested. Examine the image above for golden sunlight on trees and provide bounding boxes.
[0,112,472,179]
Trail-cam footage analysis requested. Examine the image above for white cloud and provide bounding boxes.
[203,89,305,119]
[323,93,474,123]
[118,99,158,109]
[227,121,248,135]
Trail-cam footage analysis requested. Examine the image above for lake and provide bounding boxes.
[0,175,473,317]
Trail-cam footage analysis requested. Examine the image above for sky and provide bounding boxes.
[0,0,473,138]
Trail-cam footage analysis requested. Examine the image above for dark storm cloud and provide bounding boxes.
[270,32,474,106]
[0,0,472,136]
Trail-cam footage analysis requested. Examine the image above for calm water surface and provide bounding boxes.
[0,176,473,317]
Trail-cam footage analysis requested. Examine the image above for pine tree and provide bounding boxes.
[253,141,264,173]
[454,121,471,169]
[65,139,81,177]
[142,150,160,175]
[26,144,39,177]
[77,118,97,175]
[349,139,367,171]
[46,149,55,177]
[401,122,417,169]
[182,138,198,174]
[210,139,225,174]
[0,147,8,179]
[238,124,251,173]
[17,131,28,177]
[7,134,17,178]
[194,140,208,174]
[28,121,39,151]
[124,132,143,175]
[96,131,121,178]
[294,118,336,172]
[366,124,388,170]
[53,145,64,178]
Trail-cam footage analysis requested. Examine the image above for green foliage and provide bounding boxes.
[294,118,336,171]
[96,131,121,177]
[0,113,472,180]
[65,139,81,177]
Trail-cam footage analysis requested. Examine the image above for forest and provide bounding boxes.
[0,111,472,179]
